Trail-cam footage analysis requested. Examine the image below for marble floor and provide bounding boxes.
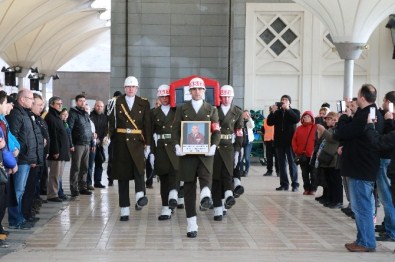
[1,162,394,261]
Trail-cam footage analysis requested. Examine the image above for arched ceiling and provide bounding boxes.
[33,27,109,77]
[293,0,395,43]
[0,0,93,51]
[2,8,107,68]
[0,0,109,77]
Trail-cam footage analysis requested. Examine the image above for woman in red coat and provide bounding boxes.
[292,111,317,195]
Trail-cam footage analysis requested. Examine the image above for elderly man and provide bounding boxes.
[172,77,221,238]
[45,96,70,202]
[108,76,152,221]
[6,89,38,229]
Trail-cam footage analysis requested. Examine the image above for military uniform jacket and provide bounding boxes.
[213,105,243,178]
[150,106,179,175]
[172,101,221,182]
[108,95,152,179]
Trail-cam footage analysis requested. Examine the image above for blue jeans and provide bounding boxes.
[239,143,252,173]
[8,164,31,226]
[376,159,395,239]
[276,146,299,189]
[348,177,376,249]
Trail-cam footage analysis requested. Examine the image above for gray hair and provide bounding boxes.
[48,96,62,106]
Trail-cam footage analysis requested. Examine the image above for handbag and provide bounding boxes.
[294,125,314,165]
[0,165,8,184]
[294,153,308,165]
[317,150,334,165]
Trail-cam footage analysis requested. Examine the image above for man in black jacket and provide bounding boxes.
[334,84,384,252]
[89,100,108,188]
[22,93,45,224]
[267,95,300,192]
[67,94,93,197]
[45,96,71,202]
[6,89,37,229]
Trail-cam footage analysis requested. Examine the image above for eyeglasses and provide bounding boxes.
[24,97,34,100]
[55,102,63,105]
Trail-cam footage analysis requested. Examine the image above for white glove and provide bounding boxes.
[234,151,239,168]
[144,146,151,159]
[149,154,155,169]
[175,144,185,156]
[153,133,158,147]
[205,145,217,156]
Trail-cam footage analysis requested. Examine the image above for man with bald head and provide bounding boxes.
[6,89,38,229]
[89,100,108,188]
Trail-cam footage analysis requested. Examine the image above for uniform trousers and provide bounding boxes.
[159,168,177,206]
[182,156,212,218]
[117,163,146,207]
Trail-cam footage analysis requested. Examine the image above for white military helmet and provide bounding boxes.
[189,77,205,89]
[157,84,170,97]
[220,85,234,97]
[124,76,139,87]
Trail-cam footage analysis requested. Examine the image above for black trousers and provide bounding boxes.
[184,158,211,218]
[118,165,146,207]
[265,140,278,172]
[107,141,113,183]
[323,167,343,204]
[22,166,40,219]
[212,160,232,208]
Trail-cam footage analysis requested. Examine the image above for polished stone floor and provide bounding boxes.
[1,161,394,261]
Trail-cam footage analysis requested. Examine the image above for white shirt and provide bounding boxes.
[161,104,170,116]
[221,104,230,115]
[125,95,135,110]
[191,99,203,113]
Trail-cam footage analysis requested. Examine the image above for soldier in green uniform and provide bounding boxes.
[150,84,179,220]
[212,85,244,221]
[172,77,221,238]
[108,76,152,222]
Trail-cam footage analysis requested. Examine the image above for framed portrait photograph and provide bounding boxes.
[181,121,211,154]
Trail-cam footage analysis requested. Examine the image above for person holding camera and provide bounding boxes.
[267,95,300,192]
[333,84,383,252]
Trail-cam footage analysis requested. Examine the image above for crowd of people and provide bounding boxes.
[0,78,394,252]
[0,88,109,248]
[261,85,395,252]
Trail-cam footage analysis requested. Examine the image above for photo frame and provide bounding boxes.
[181,121,211,154]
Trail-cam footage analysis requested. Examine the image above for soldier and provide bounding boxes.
[187,125,205,144]
[212,85,243,221]
[172,77,221,238]
[150,84,179,220]
[108,76,152,221]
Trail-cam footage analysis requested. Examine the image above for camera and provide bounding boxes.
[336,100,346,113]
[275,102,283,108]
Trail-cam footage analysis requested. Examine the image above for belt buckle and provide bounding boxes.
[126,128,132,134]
